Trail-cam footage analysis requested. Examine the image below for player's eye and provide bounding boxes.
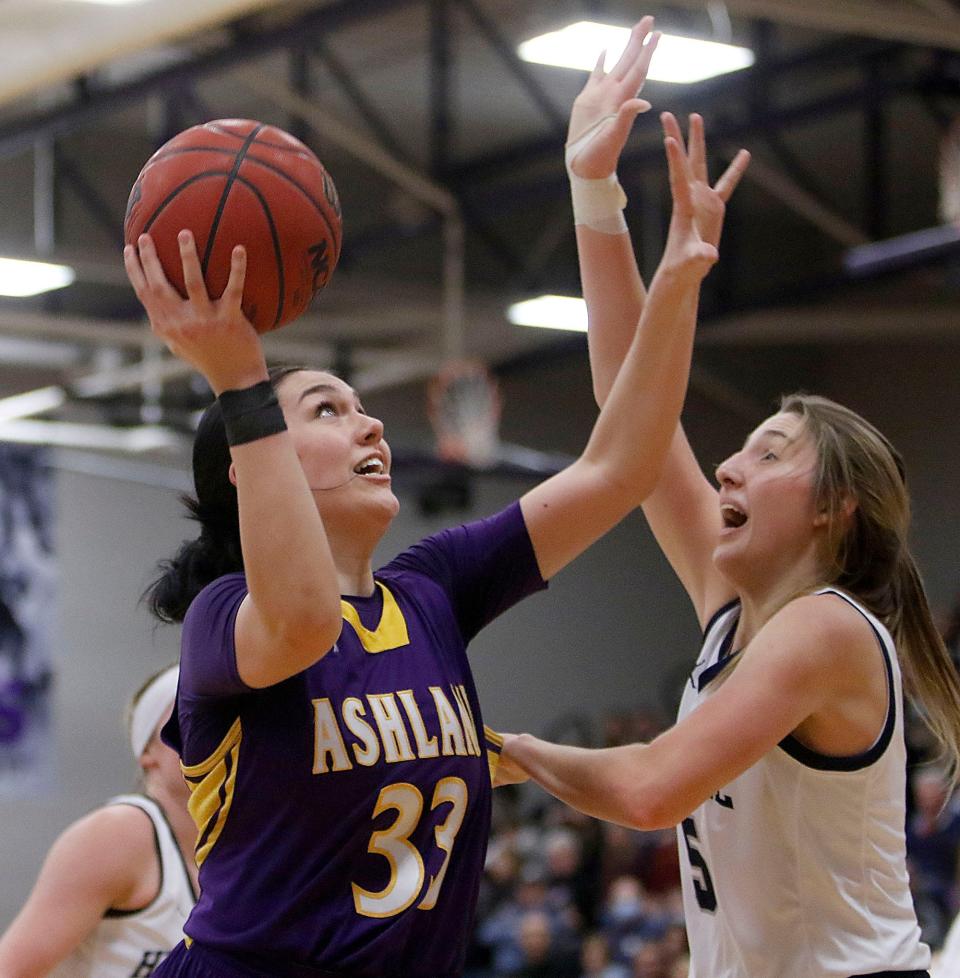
[314,400,337,418]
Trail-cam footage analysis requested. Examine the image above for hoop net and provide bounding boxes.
[427,360,501,468]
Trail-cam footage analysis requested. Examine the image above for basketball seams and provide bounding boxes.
[147,146,247,163]
[240,156,342,257]
[140,172,230,236]
[206,122,321,162]
[200,125,265,277]
[229,176,286,329]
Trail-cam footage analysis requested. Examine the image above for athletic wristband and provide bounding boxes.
[565,113,629,234]
[219,380,287,447]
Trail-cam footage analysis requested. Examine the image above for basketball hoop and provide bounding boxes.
[427,360,501,469]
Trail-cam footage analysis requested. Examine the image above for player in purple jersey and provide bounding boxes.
[120,27,721,973]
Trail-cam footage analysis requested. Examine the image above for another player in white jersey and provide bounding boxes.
[500,16,960,978]
[0,665,197,978]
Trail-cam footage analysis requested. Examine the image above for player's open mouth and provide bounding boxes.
[354,455,385,476]
[721,504,747,529]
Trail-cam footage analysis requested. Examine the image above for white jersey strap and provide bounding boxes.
[778,588,897,771]
[105,794,198,911]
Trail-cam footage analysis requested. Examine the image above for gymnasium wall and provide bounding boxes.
[0,337,956,927]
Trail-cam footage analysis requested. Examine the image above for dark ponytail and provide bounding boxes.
[146,365,306,623]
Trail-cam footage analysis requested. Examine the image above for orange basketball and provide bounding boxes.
[124,119,342,333]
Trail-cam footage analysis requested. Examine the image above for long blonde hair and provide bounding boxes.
[781,393,960,781]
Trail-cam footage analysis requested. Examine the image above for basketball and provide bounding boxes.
[123,119,342,333]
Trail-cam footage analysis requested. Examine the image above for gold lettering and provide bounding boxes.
[397,690,439,759]
[367,694,416,763]
[312,698,353,774]
[342,697,381,766]
[452,685,481,757]
[429,687,467,756]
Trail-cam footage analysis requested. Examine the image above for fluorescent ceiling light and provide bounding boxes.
[508,295,587,333]
[0,337,80,368]
[0,420,181,453]
[0,258,75,297]
[518,22,754,84]
[0,387,67,423]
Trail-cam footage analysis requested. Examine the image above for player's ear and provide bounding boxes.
[228,461,238,488]
[813,494,857,527]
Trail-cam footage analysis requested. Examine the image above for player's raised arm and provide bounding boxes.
[520,119,717,581]
[566,19,749,625]
[566,16,659,406]
[124,233,342,687]
[635,114,749,626]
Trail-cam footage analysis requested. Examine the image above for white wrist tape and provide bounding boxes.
[565,114,628,234]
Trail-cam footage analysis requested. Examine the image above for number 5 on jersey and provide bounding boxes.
[681,816,718,912]
[352,778,468,918]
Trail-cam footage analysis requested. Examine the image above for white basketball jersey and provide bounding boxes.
[49,794,196,978]
[677,588,930,978]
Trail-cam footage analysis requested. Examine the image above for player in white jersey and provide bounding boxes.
[499,16,960,978]
[0,666,197,977]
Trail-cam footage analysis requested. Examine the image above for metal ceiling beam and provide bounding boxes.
[0,0,420,161]
[238,69,458,214]
[312,38,409,164]
[698,303,960,345]
[863,58,889,240]
[456,0,566,135]
[913,0,960,16]
[660,0,960,51]
[449,36,902,185]
[731,151,869,248]
[430,0,453,175]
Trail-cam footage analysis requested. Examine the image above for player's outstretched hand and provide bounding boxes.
[566,16,661,179]
[655,120,720,281]
[124,231,267,395]
[661,112,750,249]
[494,734,531,788]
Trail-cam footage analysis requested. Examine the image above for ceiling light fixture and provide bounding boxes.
[0,386,67,424]
[0,420,182,453]
[518,22,754,84]
[0,258,75,297]
[508,295,587,333]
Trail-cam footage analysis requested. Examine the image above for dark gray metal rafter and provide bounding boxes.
[447,38,910,188]
[0,0,420,161]
[429,0,453,176]
[311,38,410,165]
[455,0,566,136]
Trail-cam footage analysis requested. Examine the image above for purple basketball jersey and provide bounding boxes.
[162,502,545,977]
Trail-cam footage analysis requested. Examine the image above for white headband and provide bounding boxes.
[130,665,178,760]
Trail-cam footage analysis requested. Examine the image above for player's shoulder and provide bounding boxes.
[63,801,156,857]
[763,590,882,675]
[776,589,877,639]
[42,801,157,903]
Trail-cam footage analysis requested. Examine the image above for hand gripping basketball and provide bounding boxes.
[124,119,342,333]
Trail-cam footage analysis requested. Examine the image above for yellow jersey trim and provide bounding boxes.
[181,717,242,867]
[340,582,410,654]
[485,726,504,785]
[483,725,504,749]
